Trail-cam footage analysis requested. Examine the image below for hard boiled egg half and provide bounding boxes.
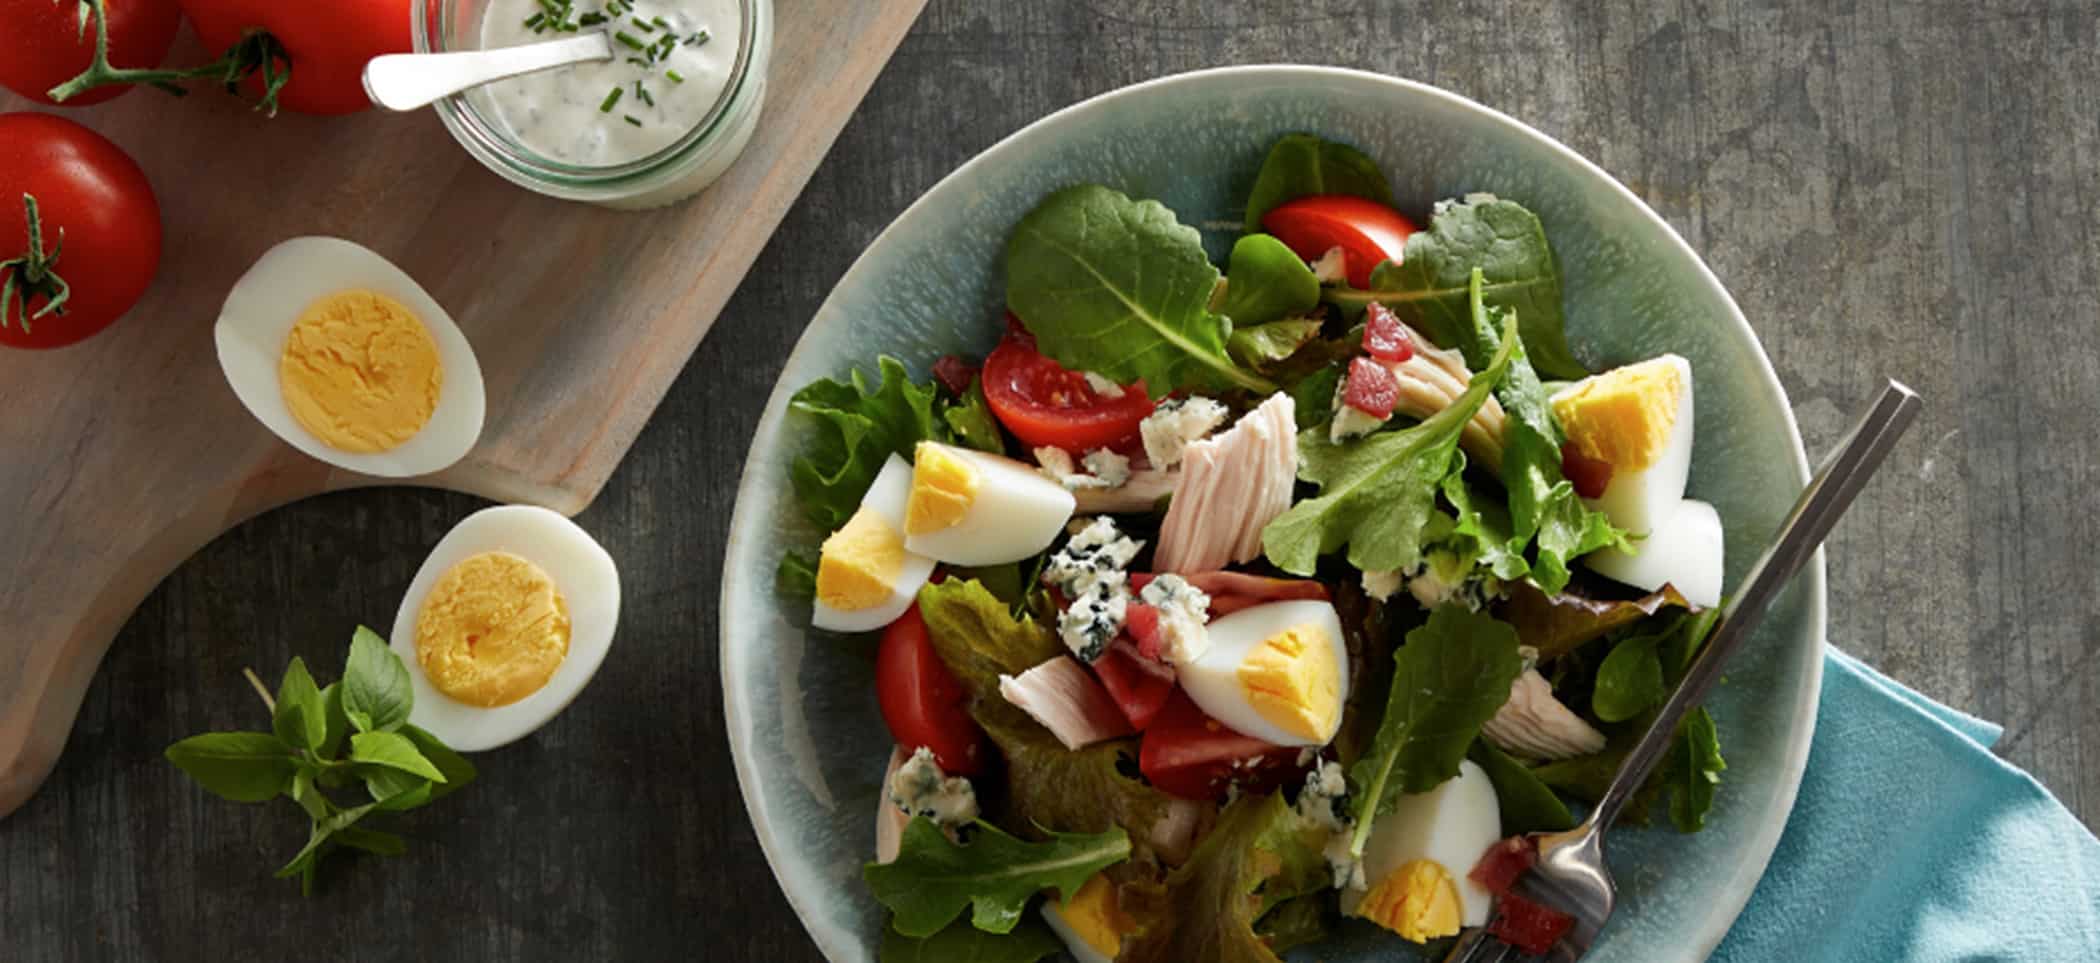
[902,441,1076,566]
[1040,874,1137,963]
[389,505,620,752]
[215,236,486,478]
[813,455,939,633]
[1342,759,1503,942]
[1175,599,1349,748]
[1551,354,1693,536]
[1586,497,1725,608]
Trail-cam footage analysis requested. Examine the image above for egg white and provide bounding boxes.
[214,236,486,478]
[389,505,620,752]
[1176,599,1349,748]
[1585,497,1725,608]
[1561,354,1694,536]
[1342,759,1503,927]
[811,455,938,633]
[902,444,1076,566]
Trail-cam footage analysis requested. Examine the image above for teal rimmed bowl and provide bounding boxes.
[721,65,1819,962]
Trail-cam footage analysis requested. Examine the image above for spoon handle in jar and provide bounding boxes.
[364,31,615,112]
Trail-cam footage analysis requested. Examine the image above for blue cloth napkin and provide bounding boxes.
[1711,647,2100,961]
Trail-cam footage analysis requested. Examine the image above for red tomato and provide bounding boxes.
[1262,195,1419,289]
[177,0,412,115]
[1342,356,1399,419]
[981,324,1155,452]
[1138,690,1303,801]
[1091,641,1175,731]
[1363,302,1415,362]
[874,606,987,776]
[931,355,978,397]
[0,0,183,107]
[0,114,161,350]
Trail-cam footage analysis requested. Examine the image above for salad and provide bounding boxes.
[780,133,1730,962]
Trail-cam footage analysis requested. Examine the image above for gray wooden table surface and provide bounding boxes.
[6,1,2096,960]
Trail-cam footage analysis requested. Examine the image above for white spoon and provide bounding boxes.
[363,31,614,112]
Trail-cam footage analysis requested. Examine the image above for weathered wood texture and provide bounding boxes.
[4,1,2094,960]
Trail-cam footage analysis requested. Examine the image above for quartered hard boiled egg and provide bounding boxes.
[813,455,939,633]
[1585,497,1725,608]
[389,505,620,752]
[1040,874,1137,963]
[901,441,1077,566]
[1551,354,1694,535]
[1176,599,1349,748]
[215,236,486,478]
[1342,759,1503,942]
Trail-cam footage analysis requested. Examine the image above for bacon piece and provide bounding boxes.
[1154,393,1298,573]
[1482,669,1608,760]
[1469,836,1537,895]
[999,656,1136,749]
[1343,357,1400,418]
[1363,302,1416,361]
[1488,891,1576,956]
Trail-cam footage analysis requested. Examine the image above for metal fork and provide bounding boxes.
[1446,380,1923,963]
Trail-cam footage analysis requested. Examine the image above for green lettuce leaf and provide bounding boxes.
[1228,320,1325,368]
[1121,792,1329,963]
[1220,233,1320,327]
[1261,312,1520,576]
[866,817,1130,938]
[880,915,1062,963]
[1253,892,1333,957]
[788,356,944,528]
[1346,605,1524,856]
[1468,739,1575,834]
[1006,184,1273,397]
[1325,194,1586,379]
[974,699,1182,855]
[1501,581,1691,660]
[943,378,1006,454]
[1242,132,1395,233]
[916,579,1062,698]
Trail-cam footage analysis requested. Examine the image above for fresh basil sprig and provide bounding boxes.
[164,626,476,894]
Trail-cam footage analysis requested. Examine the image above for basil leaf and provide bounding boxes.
[341,626,412,734]
[1468,739,1575,834]
[879,915,1062,963]
[1242,132,1395,233]
[334,826,407,857]
[275,801,377,885]
[1346,605,1524,856]
[1326,194,1586,380]
[864,817,1130,938]
[165,732,297,803]
[270,657,326,752]
[1261,312,1518,576]
[289,767,331,821]
[363,765,435,812]
[1592,631,1667,723]
[349,731,446,782]
[1220,233,1319,327]
[1662,707,1725,832]
[315,682,351,760]
[941,378,1005,454]
[403,724,477,801]
[788,356,945,528]
[1006,184,1272,397]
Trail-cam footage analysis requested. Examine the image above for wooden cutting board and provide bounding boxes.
[0,0,926,819]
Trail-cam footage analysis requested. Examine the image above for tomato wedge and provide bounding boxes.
[1138,690,1303,801]
[981,322,1154,452]
[1261,195,1419,289]
[1091,640,1176,731]
[874,606,986,776]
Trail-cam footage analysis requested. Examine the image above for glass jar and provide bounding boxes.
[414,0,770,210]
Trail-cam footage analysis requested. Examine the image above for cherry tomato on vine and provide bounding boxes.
[177,0,413,115]
[0,0,183,107]
[0,113,162,350]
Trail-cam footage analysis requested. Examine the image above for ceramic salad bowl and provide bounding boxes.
[721,65,1820,962]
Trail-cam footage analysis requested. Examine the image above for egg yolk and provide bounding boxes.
[1050,875,1135,958]
[816,506,907,611]
[905,442,979,535]
[415,551,570,707]
[1551,357,1684,471]
[277,289,443,454]
[1357,859,1463,943]
[1237,622,1341,742]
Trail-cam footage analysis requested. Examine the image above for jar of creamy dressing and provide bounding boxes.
[415,0,770,209]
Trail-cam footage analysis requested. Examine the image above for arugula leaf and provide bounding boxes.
[1662,707,1726,832]
[1325,194,1584,379]
[1219,233,1319,327]
[1441,468,1530,581]
[1346,605,1524,856]
[916,579,1062,697]
[880,915,1063,963]
[1120,792,1328,963]
[865,817,1130,938]
[788,356,945,529]
[271,657,326,752]
[403,724,476,801]
[1468,739,1575,834]
[1262,312,1519,576]
[1502,581,1690,659]
[349,731,447,782]
[1006,184,1273,397]
[1228,320,1324,368]
[342,626,412,734]
[1242,132,1395,233]
[1592,630,1668,723]
[942,378,1005,454]
[164,732,298,803]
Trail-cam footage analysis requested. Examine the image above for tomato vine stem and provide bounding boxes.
[0,194,70,334]
[45,0,294,115]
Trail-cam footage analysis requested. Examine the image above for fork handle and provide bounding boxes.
[1588,380,1922,828]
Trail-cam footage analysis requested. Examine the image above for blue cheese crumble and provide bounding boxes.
[1033,446,1132,491]
[1296,761,1362,888]
[1140,397,1229,469]
[888,746,979,826]
[1137,573,1211,664]
[1045,517,1143,662]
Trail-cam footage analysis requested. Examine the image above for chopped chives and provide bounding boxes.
[535,0,562,16]
[523,11,546,29]
[578,10,605,25]
[636,83,655,107]
[687,29,710,46]
[626,56,651,66]
[614,30,645,50]
[623,114,643,126]
[633,17,657,32]
[665,69,685,83]
[651,15,670,28]
[598,86,623,112]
